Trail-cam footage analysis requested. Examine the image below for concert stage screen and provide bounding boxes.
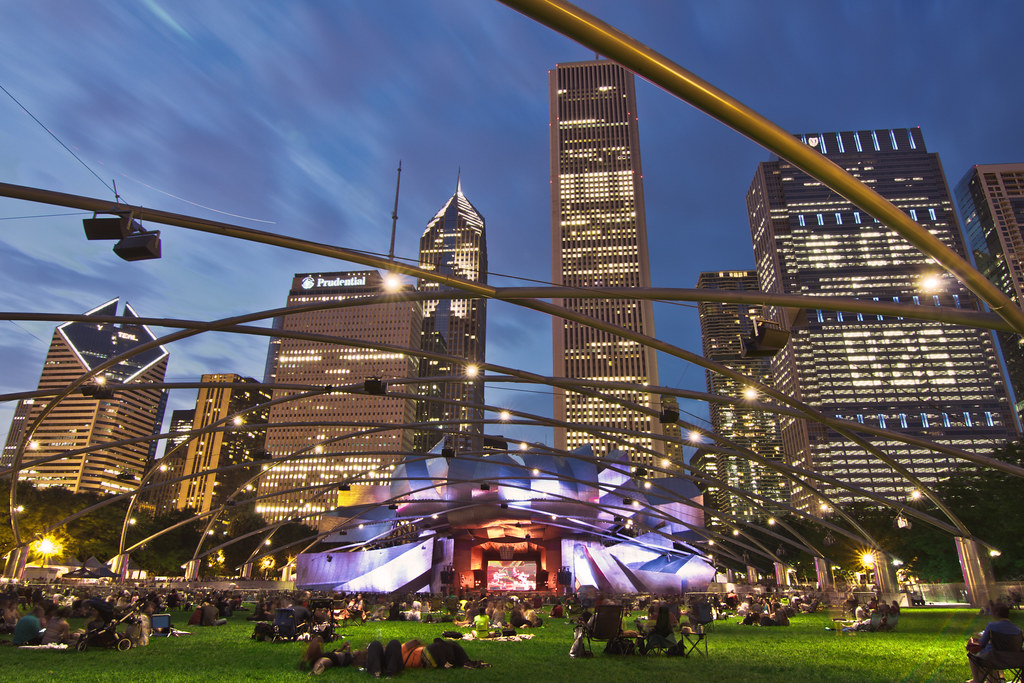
[486,561,537,591]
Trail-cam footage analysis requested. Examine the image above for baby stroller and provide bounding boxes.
[76,605,139,652]
[309,598,337,643]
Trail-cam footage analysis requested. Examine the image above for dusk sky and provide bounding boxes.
[2,1,1024,453]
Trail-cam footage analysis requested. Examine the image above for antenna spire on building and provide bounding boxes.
[388,160,402,262]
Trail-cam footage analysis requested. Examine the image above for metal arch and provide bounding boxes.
[1,318,992,555]
[116,386,332,555]
[496,0,1024,337]
[1,188,1018,540]
[1,318,994,554]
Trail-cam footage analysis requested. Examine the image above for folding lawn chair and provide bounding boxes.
[151,613,172,637]
[575,604,624,656]
[971,631,1024,683]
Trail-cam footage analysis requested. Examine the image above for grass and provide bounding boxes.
[0,607,1005,682]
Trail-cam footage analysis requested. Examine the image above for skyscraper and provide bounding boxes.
[747,128,1017,511]
[174,374,270,514]
[956,163,1024,424]
[549,59,662,464]
[256,271,421,523]
[696,270,784,519]
[137,408,194,516]
[415,178,487,453]
[14,299,168,495]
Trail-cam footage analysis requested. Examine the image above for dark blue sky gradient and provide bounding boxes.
[2,1,1023,451]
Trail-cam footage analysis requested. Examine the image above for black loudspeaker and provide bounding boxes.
[440,570,454,584]
[537,570,549,585]
[113,231,161,261]
[474,570,485,587]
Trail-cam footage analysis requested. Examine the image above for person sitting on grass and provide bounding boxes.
[13,605,45,646]
[550,600,564,619]
[966,603,1023,683]
[41,606,71,645]
[473,610,492,639]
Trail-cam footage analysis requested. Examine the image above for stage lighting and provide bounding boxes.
[81,384,115,399]
[441,448,454,459]
[326,555,332,563]
[338,484,351,492]
[113,230,161,261]
[658,407,678,423]
[364,378,387,395]
[480,484,490,491]
[388,504,399,510]
[83,212,134,240]
[742,318,790,357]
[500,503,508,509]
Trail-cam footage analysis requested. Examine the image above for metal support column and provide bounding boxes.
[956,537,997,607]
[813,556,833,590]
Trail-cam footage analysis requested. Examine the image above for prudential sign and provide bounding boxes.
[300,275,367,290]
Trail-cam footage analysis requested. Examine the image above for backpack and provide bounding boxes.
[251,621,274,641]
[604,636,637,655]
[569,625,591,658]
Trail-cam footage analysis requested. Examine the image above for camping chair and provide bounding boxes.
[689,601,715,632]
[881,613,898,631]
[151,613,172,637]
[272,608,298,642]
[971,631,1024,683]
[576,604,623,656]
[867,612,884,632]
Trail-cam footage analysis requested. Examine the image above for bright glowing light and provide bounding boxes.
[32,536,63,563]
[314,445,324,454]
[15,505,24,513]
[207,530,215,536]
[643,481,652,489]
[688,430,702,443]
[661,458,670,468]
[159,464,168,472]
[910,489,922,501]
[264,539,272,546]
[95,375,106,385]
[128,518,136,525]
[519,442,528,451]
[861,551,876,567]
[232,416,243,426]
[499,410,511,422]
[767,517,776,526]
[631,500,640,508]
[532,468,540,475]
[920,274,942,292]
[383,273,403,291]
[742,387,758,400]
[732,529,740,536]
[28,442,38,450]
[990,549,1002,557]
[708,540,715,546]
[465,364,479,378]
[819,503,831,513]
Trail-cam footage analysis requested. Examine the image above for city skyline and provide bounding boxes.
[2,2,1024,456]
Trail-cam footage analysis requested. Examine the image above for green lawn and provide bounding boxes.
[0,607,1000,682]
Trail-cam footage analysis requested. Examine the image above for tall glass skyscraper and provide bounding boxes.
[549,60,661,465]
[696,270,784,519]
[415,178,487,454]
[747,129,1017,511]
[256,271,421,523]
[956,163,1024,425]
[12,299,168,495]
[174,374,270,514]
